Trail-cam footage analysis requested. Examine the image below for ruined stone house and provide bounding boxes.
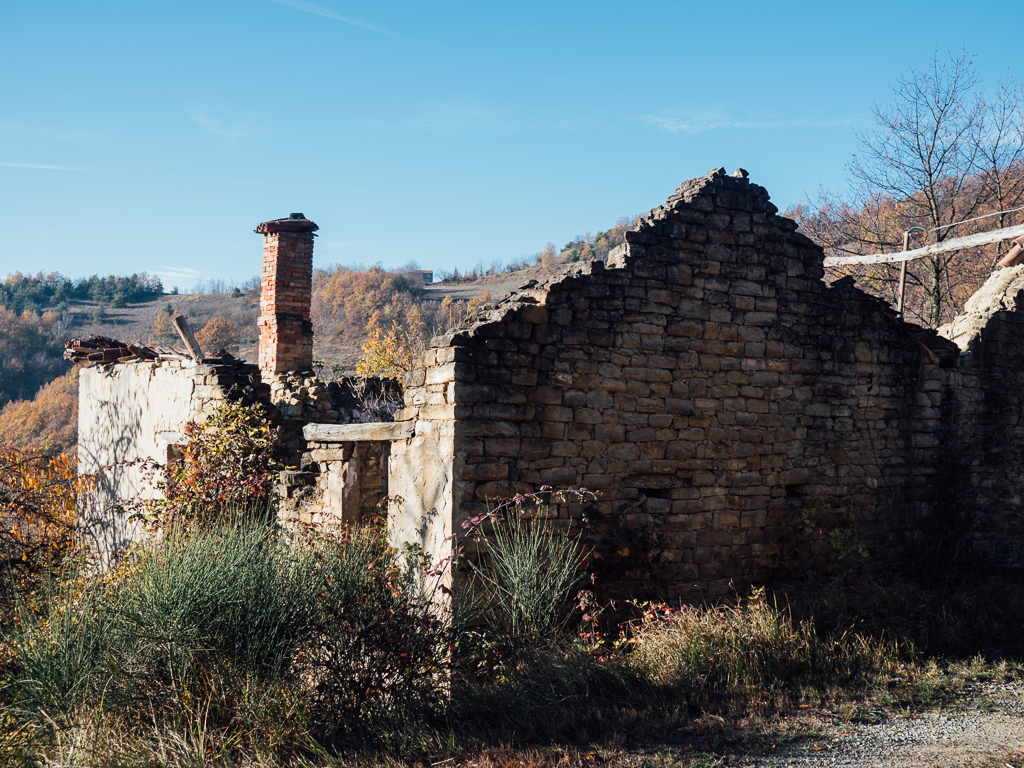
[78,168,1024,597]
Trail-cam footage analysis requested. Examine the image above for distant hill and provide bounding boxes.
[0,214,631,451]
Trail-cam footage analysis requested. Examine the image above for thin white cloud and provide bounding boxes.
[642,108,851,134]
[268,0,398,36]
[0,117,105,145]
[150,266,209,290]
[317,238,358,250]
[185,106,258,147]
[0,161,86,171]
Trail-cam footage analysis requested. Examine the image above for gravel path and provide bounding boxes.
[738,684,1024,768]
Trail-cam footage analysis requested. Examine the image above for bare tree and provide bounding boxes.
[801,53,1024,327]
[974,76,1024,234]
[848,51,990,326]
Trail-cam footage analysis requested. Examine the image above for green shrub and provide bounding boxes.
[3,518,451,759]
[298,525,450,748]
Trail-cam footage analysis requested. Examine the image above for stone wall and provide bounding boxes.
[279,441,388,527]
[937,265,1024,568]
[76,180,1024,594]
[389,168,957,599]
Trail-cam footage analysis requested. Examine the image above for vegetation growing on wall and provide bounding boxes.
[148,401,284,527]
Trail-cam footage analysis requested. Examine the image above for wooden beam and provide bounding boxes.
[303,421,415,442]
[172,315,205,362]
[823,222,1024,266]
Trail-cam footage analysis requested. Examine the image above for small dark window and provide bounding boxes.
[637,487,671,500]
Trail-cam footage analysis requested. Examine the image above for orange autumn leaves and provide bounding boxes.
[0,448,93,610]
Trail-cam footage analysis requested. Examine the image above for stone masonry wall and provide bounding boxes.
[390,168,953,600]
[273,376,402,526]
[76,175,1024,592]
[278,441,387,527]
[937,265,1024,568]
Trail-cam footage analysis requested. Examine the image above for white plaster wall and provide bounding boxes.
[388,419,455,587]
[78,362,198,558]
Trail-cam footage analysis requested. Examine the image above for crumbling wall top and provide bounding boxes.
[255,213,319,235]
[939,264,1024,351]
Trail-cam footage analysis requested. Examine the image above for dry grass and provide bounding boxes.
[3,519,1023,767]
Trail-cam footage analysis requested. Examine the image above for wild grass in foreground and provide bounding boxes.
[1,518,450,765]
[2,513,1021,767]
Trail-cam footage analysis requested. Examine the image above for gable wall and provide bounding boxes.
[391,169,946,599]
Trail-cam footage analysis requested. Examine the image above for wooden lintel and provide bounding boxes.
[303,421,415,442]
[823,222,1024,267]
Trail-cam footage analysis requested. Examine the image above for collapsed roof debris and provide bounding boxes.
[64,337,163,365]
[63,336,237,365]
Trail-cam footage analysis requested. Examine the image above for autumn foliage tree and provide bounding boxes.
[312,265,469,368]
[313,266,423,348]
[149,310,179,347]
[541,242,557,271]
[0,449,93,619]
[356,324,415,378]
[0,307,68,409]
[196,316,240,353]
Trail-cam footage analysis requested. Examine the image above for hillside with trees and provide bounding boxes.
[0,368,78,456]
[559,215,640,264]
[0,307,68,409]
[0,271,163,314]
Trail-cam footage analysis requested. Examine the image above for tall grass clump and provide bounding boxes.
[452,509,646,742]
[468,514,584,653]
[3,517,452,763]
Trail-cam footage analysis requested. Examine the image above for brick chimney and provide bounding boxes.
[255,213,318,374]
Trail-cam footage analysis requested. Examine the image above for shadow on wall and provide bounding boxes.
[77,390,144,565]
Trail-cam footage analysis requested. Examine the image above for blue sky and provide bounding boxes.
[1,0,1019,290]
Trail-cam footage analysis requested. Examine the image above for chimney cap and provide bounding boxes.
[255,214,319,235]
